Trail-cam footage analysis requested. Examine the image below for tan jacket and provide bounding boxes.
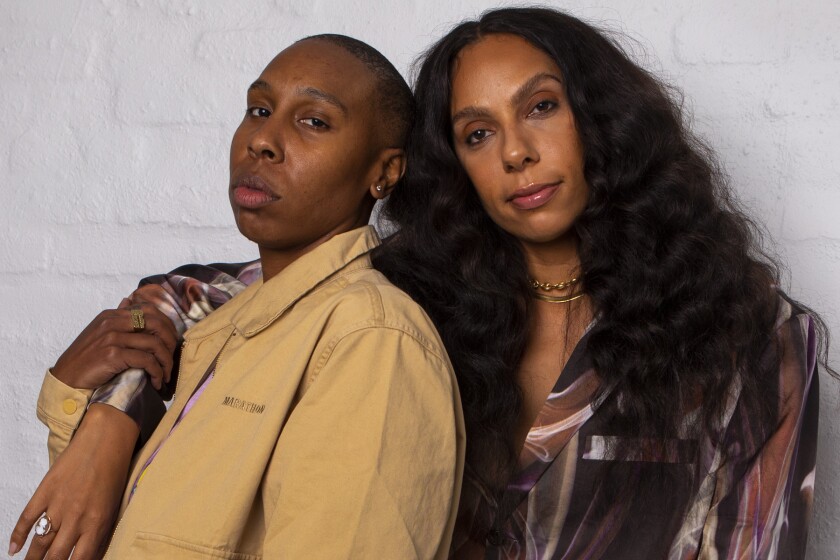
[38,226,465,559]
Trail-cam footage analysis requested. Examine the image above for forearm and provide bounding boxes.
[90,262,255,400]
[78,403,141,458]
[90,367,168,444]
[11,402,142,559]
[53,262,255,445]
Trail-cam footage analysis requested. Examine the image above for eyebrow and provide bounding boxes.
[247,80,348,115]
[296,86,348,115]
[248,79,271,93]
[451,72,564,126]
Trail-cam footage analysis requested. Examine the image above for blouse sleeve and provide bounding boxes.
[701,302,819,559]
[37,261,260,460]
[90,260,261,413]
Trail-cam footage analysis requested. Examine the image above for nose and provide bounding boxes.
[247,119,284,163]
[501,127,538,173]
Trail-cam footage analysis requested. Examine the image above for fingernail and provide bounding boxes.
[8,541,19,556]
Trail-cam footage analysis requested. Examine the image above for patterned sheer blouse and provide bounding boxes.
[92,262,819,560]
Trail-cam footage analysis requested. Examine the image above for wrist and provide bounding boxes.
[79,403,141,452]
[50,363,89,390]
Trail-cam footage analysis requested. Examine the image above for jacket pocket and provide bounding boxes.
[130,532,262,560]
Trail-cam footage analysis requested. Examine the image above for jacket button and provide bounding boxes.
[62,399,78,414]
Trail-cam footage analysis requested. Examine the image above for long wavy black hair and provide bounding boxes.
[374,7,831,491]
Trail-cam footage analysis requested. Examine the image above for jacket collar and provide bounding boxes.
[228,225,380,338]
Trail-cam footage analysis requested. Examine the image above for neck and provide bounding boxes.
[520,235,581,284]
[258,222,369,281]
[259,245,314,282]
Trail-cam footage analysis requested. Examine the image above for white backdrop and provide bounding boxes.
[1,0,837,556]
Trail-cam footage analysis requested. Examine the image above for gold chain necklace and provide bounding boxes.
[530,275,583,304]
[530,276,579,292]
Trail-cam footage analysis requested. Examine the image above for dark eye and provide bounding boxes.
[300,117,329,129]
[247,107,271,118]
[466,129,489,145]
[530,100,556,115]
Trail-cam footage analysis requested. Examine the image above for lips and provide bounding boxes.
[508,181,560,210]
[231,175,280,209]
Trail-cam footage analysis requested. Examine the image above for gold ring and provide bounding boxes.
[130,308,145,333]
[34,513,53,537]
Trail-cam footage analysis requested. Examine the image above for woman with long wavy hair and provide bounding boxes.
[375,7,828,558]
[12,7,829,560]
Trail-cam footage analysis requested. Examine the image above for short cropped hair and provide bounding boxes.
[300,34,414,148]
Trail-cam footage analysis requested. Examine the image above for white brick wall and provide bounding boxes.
[2,1,837,556]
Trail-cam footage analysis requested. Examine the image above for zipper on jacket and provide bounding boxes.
[213,332,236,378]
[169,339,189,404]
[103,331,242,557]
[104,339,192,558]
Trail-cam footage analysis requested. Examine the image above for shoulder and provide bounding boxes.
[319,265,450,362]
[302,267,459,403]
[771,294,819,406]
[725,294,819,449]
[774,295,817,358]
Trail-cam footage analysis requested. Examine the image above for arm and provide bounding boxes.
[40,260,260,459]
[11,305,176,559]
[9,261,260,559]
[38,302,178,464]
[12,405,139,559]
[264,327,464,559]
[91,260,259,410]
[701,307,819,559]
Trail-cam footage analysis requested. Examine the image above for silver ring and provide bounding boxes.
[34,513,53,537]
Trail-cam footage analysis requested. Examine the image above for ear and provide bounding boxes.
[369,148,406,199]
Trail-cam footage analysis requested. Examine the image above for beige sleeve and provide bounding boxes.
[35,370,94,465]
[263,326,464,560]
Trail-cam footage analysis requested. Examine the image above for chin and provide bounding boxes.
[504,217,564,239]
[234,218,272,247]
[511,223,578,247]
[232,214,254,241]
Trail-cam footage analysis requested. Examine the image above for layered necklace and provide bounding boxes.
[530,275,583,304]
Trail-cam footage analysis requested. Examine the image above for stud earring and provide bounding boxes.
[375,185,383,193]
